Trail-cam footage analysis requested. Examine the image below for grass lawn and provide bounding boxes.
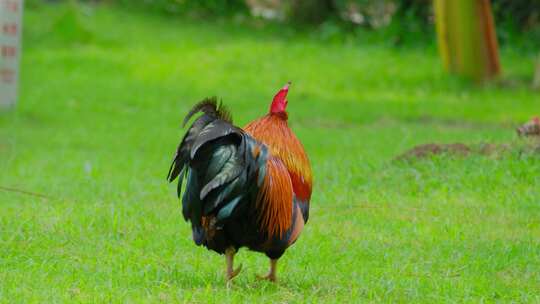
[1,3,540,303]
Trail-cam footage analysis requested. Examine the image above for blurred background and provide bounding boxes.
[23,0,540,49]
[1,0,540,302]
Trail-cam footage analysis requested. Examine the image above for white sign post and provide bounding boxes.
[0,0,22,108]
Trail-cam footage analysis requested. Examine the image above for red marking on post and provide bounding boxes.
[3,0,19,12]
[2,23,17,36]
[1,45,16,57]
[0,68,14,83]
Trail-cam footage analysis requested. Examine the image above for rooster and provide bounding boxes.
[167,83,312,282]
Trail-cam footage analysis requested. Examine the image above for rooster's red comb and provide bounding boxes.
[270,82,291,114]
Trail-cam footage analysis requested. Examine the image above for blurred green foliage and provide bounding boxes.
[26,0,248,15]
[288,0,334,24]
[491,0,540,48]
[113,0,248,15]
[492,0,540,32]
[303,0,538,47]
[24,0,540,48]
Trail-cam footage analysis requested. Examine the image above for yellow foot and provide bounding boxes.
[257,258,278,282]
[256,273,277,282]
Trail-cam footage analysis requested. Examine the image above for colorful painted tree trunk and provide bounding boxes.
[434,0,501,82]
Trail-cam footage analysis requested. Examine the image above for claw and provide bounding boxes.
[256,272,276,282]
[227,263,243,281]
[257,258,278,282]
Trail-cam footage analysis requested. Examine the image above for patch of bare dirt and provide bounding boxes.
[393,141,532,162]
[395,117,540,162]
[395,143,471,161]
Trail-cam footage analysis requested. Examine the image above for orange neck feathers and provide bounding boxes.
[244,113,312,202]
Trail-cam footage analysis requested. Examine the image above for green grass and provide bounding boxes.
[1,3,540,303]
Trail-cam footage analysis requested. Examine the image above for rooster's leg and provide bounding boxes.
[225,247,242,281]
[257,258,278,282]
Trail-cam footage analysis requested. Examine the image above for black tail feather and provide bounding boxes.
[182,97,232,127]
[168,99,271,251]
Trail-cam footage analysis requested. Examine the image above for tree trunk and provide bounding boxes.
[434,0,501,82]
